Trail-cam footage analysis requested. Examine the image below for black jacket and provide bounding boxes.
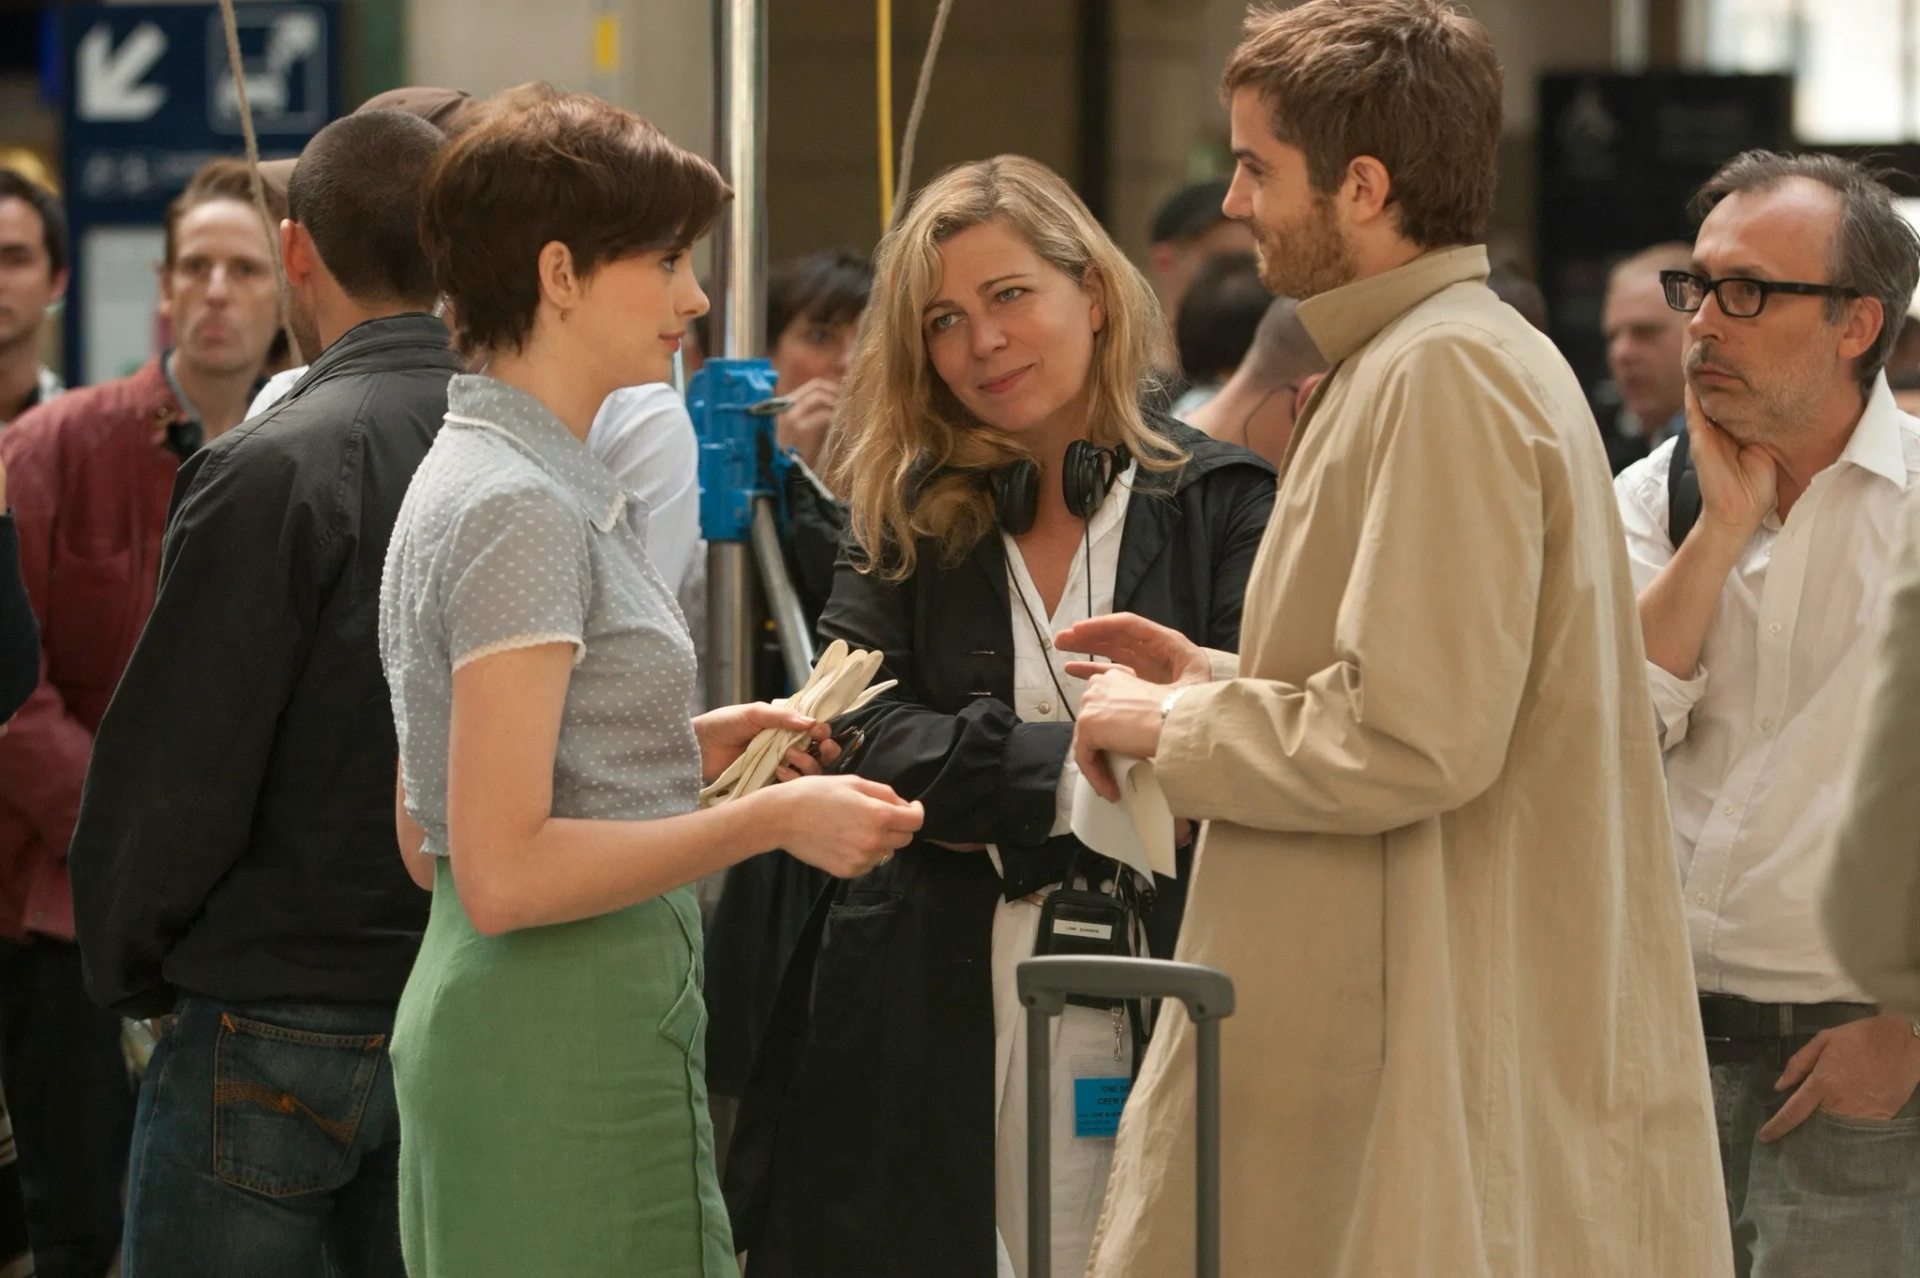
[708,460,850,1099]
[71,315,463,1017]
[0,516,35,721]
[726,418,1275,1277]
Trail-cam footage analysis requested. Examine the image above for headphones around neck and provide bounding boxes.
[990,438,1131,537]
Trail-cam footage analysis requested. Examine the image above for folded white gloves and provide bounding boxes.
[1069,756,1177,880]
[698,639,897,808]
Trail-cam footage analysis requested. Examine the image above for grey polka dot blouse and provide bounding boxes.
[379,374,701,855]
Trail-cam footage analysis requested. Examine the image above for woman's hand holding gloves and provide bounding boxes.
[698,640,921,877]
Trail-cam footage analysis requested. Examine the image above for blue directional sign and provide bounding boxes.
[59,3,339,385]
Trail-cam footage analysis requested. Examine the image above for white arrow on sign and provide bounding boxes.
[77,22,169,123]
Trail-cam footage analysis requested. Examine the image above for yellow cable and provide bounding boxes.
[878,0,895,231]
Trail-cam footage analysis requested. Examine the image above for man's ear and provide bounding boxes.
[280,220,314,288]
[1342,155,1395,229]
[1293,371,1326,416]
[1839,295,1885,365]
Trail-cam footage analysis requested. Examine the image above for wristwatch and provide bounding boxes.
[1160,685,1191,721]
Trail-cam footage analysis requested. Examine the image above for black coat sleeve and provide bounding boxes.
[817,555,1072,851]
[781,466,846,632]
[0,515,38,722]
[69,438,338,1016]
[1202,463,1277,650]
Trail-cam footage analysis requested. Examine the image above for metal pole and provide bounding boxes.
[1195,1019,1221,1278]
[1026,1005,1053,1278]
[707,0,769,710]
[711,0,767,359]
[1614,0,1650,72]
[751,498,815,690]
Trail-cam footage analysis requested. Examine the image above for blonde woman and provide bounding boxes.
[725,156,1275,1278]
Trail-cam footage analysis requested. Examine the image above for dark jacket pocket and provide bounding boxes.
[212,1012,384,1198]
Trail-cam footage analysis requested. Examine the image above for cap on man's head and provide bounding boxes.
[1151,179,1233,246]
[260,87,476,204]
[357,86,481,135]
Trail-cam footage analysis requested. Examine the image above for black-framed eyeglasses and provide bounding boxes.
[1660,269,1860,319]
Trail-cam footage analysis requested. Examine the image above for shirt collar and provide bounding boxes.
[1090,460,1138,543]
[160,351,214,458]
[1296,244,1491,364]
[1838,373,1911,491]
[444,373,629,531]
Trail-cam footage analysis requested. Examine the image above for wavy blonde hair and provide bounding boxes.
[829,155,1178,579]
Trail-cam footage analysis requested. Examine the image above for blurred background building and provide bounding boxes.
[4,0,1919,425]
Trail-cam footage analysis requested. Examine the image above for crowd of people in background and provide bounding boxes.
[0,0,1917,1275]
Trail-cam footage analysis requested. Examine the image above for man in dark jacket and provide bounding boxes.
[0,155,281,1278]
[69,110,456,1276]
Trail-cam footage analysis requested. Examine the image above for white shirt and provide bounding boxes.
[987,466,1134,1278]
[586,384,703,597]
[1615,375,1920,1004]
[247,365,306,419]
[254,372,704,599]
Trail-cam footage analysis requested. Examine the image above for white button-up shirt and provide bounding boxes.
[985,465,1134,1278]
[1615,375,1920,1003]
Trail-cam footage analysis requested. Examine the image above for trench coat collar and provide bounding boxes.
[1297,244,1491,365]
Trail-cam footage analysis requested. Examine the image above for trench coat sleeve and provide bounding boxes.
[1823,485,1920,1017]
[1154,330,1546,834]
[818,556,1072,851]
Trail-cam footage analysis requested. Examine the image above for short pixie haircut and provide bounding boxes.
[419,85,729,358]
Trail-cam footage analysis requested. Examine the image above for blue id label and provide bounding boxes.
[1073,1076,1131,1138]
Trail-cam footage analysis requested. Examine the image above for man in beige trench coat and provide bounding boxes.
[1057,3,1732,1275]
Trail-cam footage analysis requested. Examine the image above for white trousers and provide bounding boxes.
[990,897,1130,1278]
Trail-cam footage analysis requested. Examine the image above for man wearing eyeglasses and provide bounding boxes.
[1615,149,1920,1277]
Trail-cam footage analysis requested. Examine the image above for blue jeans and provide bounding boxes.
[1714,1055,1920,1277]
[123,997,406,1278]
[0,936,134,1278]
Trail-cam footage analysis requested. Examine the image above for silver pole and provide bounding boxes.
[711,0,767,358]
[1613,0,1649,72]
[1026,1005,1053,1278]
[1196,1019,1221,1278]
[706,0,768,711]
[706,548,755,711]
[751,498,816,690]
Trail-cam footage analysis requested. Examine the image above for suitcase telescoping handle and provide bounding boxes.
[1016,956,1236,1278]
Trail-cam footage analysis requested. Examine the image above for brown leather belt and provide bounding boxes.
[1699,994,1876,1046]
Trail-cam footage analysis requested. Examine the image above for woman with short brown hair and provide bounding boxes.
[380,88,924,1276]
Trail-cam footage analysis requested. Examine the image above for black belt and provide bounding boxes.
[1699,994,1876,1044]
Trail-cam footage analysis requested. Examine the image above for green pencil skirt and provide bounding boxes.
[392,859,734,1276]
